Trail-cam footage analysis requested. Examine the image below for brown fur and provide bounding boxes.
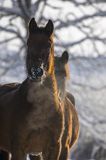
[0,19,64,160]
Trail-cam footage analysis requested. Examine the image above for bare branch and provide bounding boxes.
[0,36,17,44]
[0,26,26,44]
[0,6,23,17]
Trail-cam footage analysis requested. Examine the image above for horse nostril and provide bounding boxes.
[31,66,43,79]
[36,68,43,77]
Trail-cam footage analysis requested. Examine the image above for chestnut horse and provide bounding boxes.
[0,51,79,160]
[55,51,79,160]
[0,18,64,160]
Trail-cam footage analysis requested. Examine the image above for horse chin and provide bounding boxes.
[33,78,42,83]
[28,76,41,82]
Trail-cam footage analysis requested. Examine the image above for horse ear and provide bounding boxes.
[29,18,37,33]
[61,51,69,64]
[45,20,54,36]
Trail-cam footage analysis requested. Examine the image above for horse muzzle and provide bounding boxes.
[29,66,44,81]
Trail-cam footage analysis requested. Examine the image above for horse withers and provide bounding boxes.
[0,18,64,160]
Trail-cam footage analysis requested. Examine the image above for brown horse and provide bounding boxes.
[0,18,64,160]
[0,51,79,160]
[54,51,79,160]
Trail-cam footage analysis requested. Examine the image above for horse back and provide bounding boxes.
[0,83,20,96]
[0,83,21,151]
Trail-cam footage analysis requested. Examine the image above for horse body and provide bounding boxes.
[24,77,63,154]
[0,76,64,160]
[27,80,58,130]
[0,18,79,160]
[0,87,19,151]
[0,50,79,160]
[0,19,64,160]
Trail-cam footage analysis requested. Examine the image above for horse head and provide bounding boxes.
[55,51,69,81]
[26,18,54,82]
[55,51,70,99]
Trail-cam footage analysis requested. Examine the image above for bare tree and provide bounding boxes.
[0,0,106,57]
[0,0,48,53]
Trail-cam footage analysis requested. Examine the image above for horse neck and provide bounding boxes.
[56,64,70,101]
[46,44,60,104]
[18,78,29,99]
[56,76,66,101]
[18,73,59,109]
[50,71,60,106]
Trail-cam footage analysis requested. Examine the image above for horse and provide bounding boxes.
[0,51,79,160]
[54,51,79,160]
[0,18,64,160]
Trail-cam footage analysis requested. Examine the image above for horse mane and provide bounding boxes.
[48,34,55,75]
[47,33,60,106]
[65,63,70,80]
